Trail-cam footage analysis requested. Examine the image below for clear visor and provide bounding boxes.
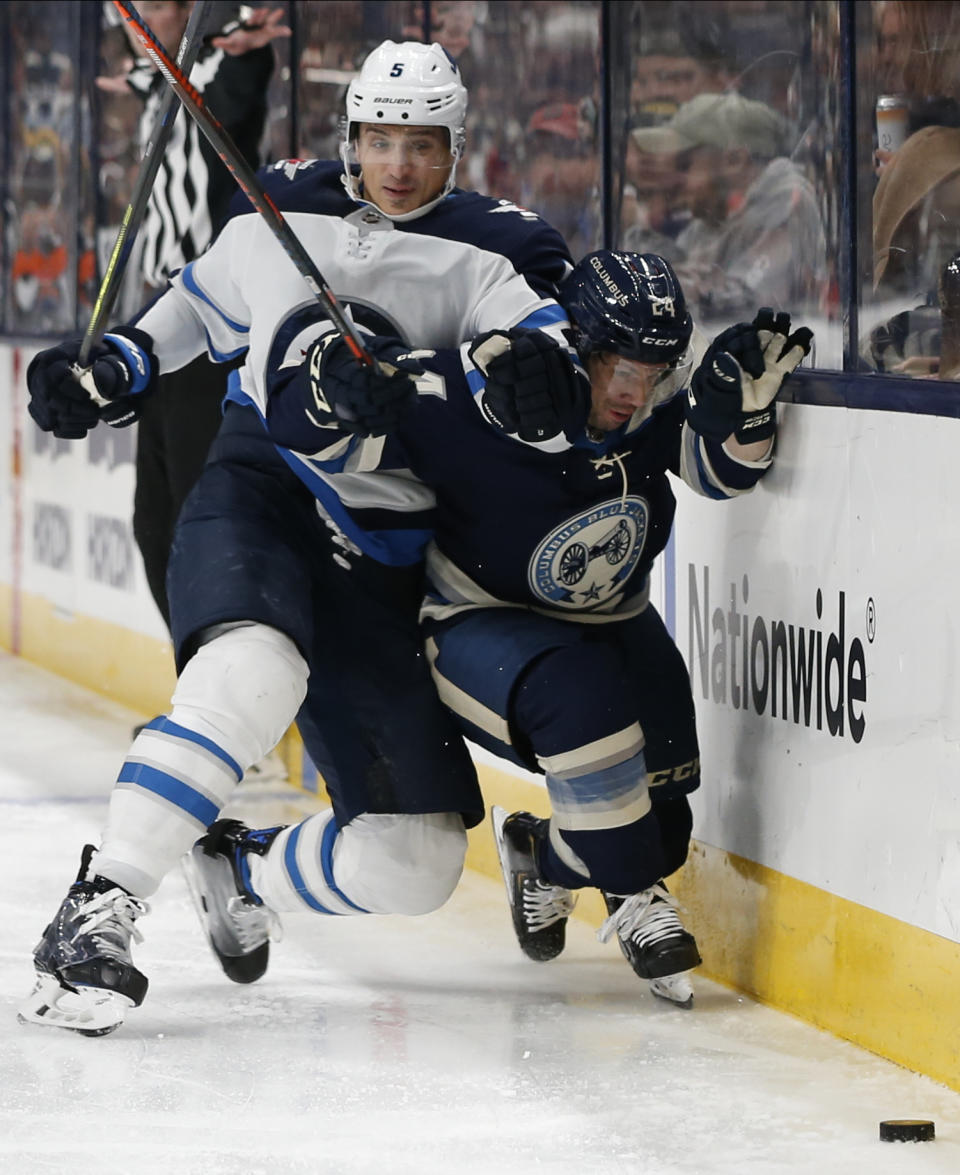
[343,129,458,175]
[602,347,694,424]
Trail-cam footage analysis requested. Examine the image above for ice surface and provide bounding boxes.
[1,650,957,1174]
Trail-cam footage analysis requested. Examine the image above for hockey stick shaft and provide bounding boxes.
[111,0,374,367]
[79,0,213,368]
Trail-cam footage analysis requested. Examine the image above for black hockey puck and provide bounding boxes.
[879,1119,935,1142]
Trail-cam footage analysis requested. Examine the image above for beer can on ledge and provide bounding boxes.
[876,94,909,153]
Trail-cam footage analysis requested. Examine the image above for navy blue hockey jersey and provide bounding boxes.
[261,332,772,619]
[395,348,772,623]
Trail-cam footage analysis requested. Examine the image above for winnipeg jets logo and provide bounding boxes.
[274,158,317,181]
[490,199,540,221]
[528,497,649,610]
[649,294,675,318]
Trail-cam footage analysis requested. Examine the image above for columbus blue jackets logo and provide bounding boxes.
[528,497,649,609]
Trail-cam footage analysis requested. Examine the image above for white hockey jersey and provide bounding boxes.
[137,159,573,400]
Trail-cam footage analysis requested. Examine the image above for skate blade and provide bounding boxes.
[17,973,132,1036]
[649,971,694,1008]
[180,851,224,961]
[180,852,275,984]
[490,806,514,906]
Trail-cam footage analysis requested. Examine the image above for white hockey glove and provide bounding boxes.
[686,309,813,443]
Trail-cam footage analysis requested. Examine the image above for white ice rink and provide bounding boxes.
[1,649,958,1175]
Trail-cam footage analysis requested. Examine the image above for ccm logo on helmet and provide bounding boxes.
[640,335,682,345]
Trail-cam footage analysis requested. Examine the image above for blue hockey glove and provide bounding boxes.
[309,333,424,437]
[686,309,812,443]
[27,325,158,440]
[469,327,588,443]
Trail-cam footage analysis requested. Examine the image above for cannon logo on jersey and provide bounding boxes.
[528,497,648,610]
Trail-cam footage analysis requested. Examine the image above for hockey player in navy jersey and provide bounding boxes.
[258,250,812,1005]
[20,40,582,1035]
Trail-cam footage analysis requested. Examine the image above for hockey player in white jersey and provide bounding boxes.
[20,39,581,1035]
[254,250,812,1005]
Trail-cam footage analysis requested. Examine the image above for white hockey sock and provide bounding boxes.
[249,810,467,916]
[94,624,308,897]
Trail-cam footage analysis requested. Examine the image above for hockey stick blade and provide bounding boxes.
[112,0,375,369]
[79,0,214,369]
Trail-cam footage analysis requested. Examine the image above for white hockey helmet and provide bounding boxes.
[343,40,468,156]
[340,41,468,214]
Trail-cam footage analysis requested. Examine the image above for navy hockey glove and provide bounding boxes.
[686,309,812,443]
[469,327,588,443]
[27,326,158,440]
[309,333,424,437]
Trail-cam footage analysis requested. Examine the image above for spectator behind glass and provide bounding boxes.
[866,125,960,377]
[622,16,735,257]
[520,100,598,260]
[873,1,960,176]
[95,1,289,636]
[430,0,477,59]
[629,92,827,325]
[9,29,74,333]
[858,2,960,378]
[875,0,906,97]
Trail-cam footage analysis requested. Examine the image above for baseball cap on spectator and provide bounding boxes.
[527,102,582,141]
[631,92,787,159]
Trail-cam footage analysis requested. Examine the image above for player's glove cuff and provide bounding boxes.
[686,348,744,441]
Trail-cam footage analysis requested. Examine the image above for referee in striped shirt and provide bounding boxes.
[98,2,290,628]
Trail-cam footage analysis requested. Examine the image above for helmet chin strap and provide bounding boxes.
[338,172,454,222]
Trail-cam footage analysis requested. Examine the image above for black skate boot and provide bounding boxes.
[599,883,701,1007]
[491,806,577,962]
[182,819,284,984]
[18,845,149,1036]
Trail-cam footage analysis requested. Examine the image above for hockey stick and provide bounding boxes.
[78,0,213,369]
[111,0,375,368]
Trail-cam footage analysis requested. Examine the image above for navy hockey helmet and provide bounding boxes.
[560,251,693,366]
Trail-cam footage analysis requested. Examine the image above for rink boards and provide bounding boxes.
[2,340,959,1092]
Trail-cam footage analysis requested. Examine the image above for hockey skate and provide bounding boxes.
[598,883,701,1007]
[18,845,149,1036]
[491,806,577,962]
[182,819,283,984]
